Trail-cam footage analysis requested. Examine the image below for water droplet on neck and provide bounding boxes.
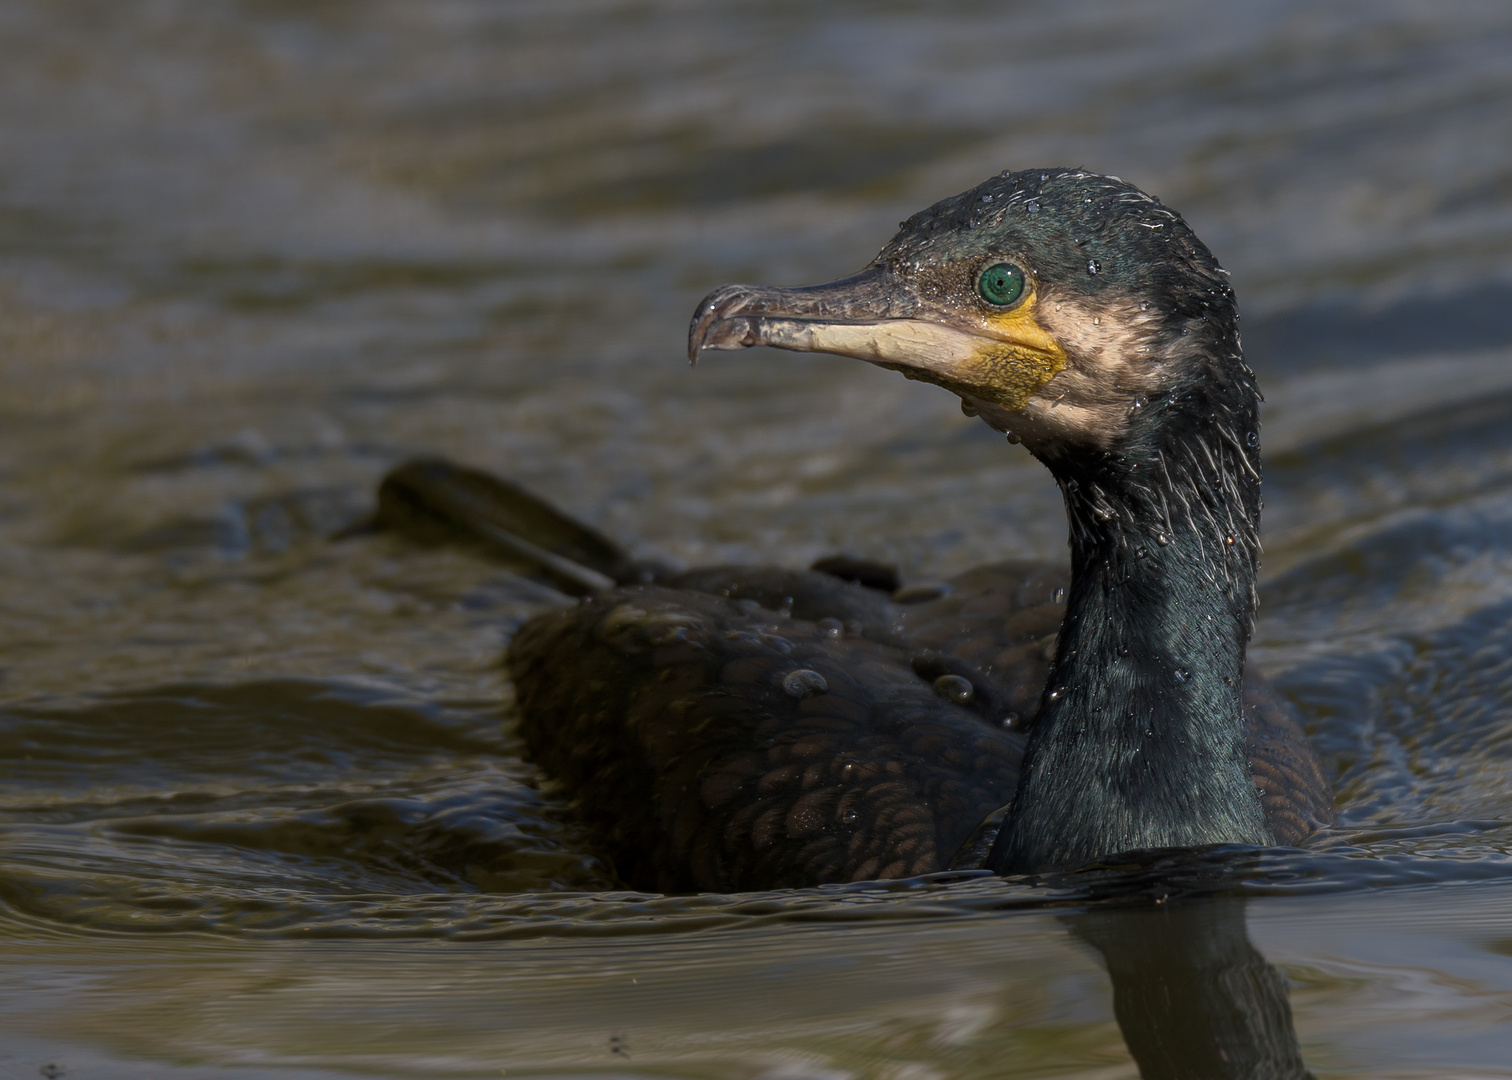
[1139,300,1150,311]
[1026,199,1040,213]
[1087,259,1103,275]
[1173,667,1189,683]
[1156,533,1170,546]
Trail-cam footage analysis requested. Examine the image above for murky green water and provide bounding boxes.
[4,1,1512,1076]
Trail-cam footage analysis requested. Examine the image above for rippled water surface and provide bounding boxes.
[4,1,1512,1076]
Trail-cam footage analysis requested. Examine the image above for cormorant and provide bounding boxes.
[379,168,1334,894]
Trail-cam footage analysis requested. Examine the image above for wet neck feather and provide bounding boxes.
[989,377,1273,874]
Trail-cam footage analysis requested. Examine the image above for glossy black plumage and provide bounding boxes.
[504,558,1330,893]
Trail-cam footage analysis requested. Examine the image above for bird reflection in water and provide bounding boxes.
[1067,895,1312,1080]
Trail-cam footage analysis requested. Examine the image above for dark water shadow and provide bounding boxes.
[1066,897,1312,1080]
[1245,281,1512,377]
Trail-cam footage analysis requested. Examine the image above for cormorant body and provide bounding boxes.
[392,169,1336,893]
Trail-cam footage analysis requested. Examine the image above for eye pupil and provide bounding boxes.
[978,263,1025,306]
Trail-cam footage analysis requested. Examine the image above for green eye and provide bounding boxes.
[977,263,1026,307]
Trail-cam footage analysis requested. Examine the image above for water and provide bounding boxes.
[4,0,1512,1075]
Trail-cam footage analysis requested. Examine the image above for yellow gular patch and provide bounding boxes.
[960,295,1068,411]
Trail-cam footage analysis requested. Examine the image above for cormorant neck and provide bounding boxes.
[989,367,1272,874]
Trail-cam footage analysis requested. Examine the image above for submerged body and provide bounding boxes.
[507,561,1329,893]
[478,168,1337,892]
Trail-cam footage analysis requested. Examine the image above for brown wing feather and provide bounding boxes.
[508,587,1023,893]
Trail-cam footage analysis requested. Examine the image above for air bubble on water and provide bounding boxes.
[782,669,828,698]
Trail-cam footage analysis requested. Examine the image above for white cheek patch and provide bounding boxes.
[1012,296,1171,450]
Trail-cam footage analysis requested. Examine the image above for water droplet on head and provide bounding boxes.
[1087,259,1103,275]
[1134,548,1146,559]
[817,617,844,639]
[1173,667,1189,683]
[1005,431,1021,445]
[841,807,860,825]
[1225,535,1235,546]
[1245,430,1259,446]
[1156,533,1169,546]
[1139,300,1150,311]
[980,193,993,202]
[782,669,828,699]
[933,673,975,705]
[1048,686,1064,701]
[1026,199,1040,213]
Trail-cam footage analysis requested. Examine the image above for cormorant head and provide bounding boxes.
[689,169,1247,465]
